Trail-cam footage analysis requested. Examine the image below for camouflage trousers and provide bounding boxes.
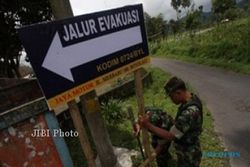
[175,143,202,167]
[152,143,171,167]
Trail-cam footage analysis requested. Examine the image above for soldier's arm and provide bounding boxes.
[144,113,190,141]
[139,118,175,141]
[170,106,199,139]
[155,143,164,155]
[139,106,199,140]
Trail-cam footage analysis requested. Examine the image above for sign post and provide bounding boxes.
[18,2,152,167]
[67,100,96,167]
[134,69,152,167]
[80,91,117,167]
[18,4,150,109]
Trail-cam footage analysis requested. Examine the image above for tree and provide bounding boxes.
[224,7,244,20]
[144,12,154,37]
[169,19,180,38]
[212,0,236,21]
[154,14,168,37]
[0,0,52,78]
[243,2,250,14]
[144,12,168,41]
[171,0,191,19]
[185,4,203,37]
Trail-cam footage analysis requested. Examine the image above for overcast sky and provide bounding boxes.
[70,0,212,20]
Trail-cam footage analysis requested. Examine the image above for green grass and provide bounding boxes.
[150,16,250,74]
[64,115,97,167]
[65,137,88,167]
[65,67,228,167]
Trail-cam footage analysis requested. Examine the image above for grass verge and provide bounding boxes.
[150,16,250,74]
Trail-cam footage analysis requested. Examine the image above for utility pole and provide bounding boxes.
[48,1,117,167]
[49,0,73,19]
[48,1,96,167]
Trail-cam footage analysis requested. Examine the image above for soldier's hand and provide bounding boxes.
[138,114,151,129]
[133,123,140,137]
[155,144,164,155]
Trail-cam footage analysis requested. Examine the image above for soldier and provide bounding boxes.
[139,76,203,167]
[134,107,173,167]
[150,107,174,167]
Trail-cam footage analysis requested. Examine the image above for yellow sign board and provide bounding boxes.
[48,56,150,109]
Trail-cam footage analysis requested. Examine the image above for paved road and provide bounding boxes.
[152,58,250,167]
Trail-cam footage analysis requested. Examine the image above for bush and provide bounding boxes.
[224,8,244,20]
[101,98,127,125]
[149,42,161,54]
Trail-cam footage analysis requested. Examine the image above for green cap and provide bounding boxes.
[164,77,186,95]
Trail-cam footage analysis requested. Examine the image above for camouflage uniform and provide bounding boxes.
[145,107,174,167]
[171,94,203,167]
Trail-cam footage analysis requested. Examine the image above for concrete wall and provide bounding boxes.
[0,79,43,113]
[0,79,73,167]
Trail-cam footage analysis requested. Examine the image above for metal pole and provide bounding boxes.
[127,107,146,160]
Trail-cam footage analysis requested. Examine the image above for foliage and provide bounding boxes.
[185,5,203,38]
[224,7,245,20]
[0,0,52,78]
[169,19,181,37]
[212,0,236,21]
[151,16,250,74]
[64,137,88,167]
[64,115,97,167]
[185,11,200,31]
[101,98,127,125]
[171,0,191,11]
[144,12,168,41]
[171,0,191,19]
[243,2,250,14]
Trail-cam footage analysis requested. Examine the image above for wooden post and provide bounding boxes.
[80,91,117,167]
[138,153,157,167]
[68,100,96,167]
[134,68,152,166]
[49,0,74,19]
[127,107,145,160]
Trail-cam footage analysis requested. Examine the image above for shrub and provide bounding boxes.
[101,98,127,125]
